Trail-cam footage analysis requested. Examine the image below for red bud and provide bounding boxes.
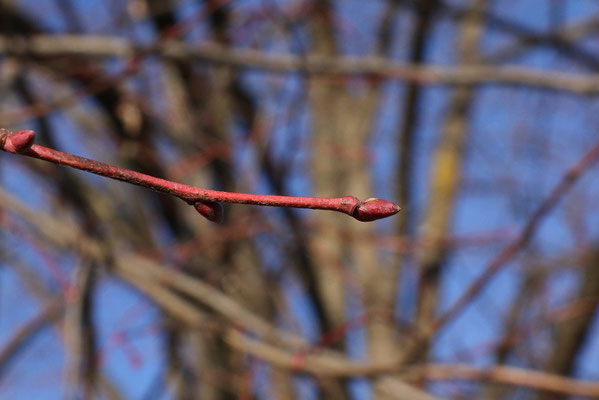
[194,201,224,223]
[352,198,401,222]
[5,130,35,153]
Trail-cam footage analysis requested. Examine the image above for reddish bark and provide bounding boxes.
[0,129,400,222]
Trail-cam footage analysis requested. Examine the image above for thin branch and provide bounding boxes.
[484,14,599,64]
[414,0,486,359]
[3,35,599,94]
[0,129,400,222]
[3,254,124,400]
[434,138,599,331]
[0,299,61,377]
[543,248,599,375]
[410,363,599,398]
[116,267,218,333]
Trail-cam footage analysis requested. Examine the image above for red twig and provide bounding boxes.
[0,129,400,222]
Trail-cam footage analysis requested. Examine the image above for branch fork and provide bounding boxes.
[0,129,400,223]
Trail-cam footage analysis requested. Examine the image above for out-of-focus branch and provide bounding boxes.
[542,248,599,377]
[396,0,439,235]
[3,35,599,94]
[12,69,102,400]
[383,137,599,375]
[0,188,434,397]
[413,0,486,362]
[117,253,418,378]
[117,266,218,333]
[374,376,445,400]
[64,261,97,400]
[484,264,546,399]
[0,299,61,377]
[408,363,599,398]
[484,14,599,63]
[4,254,124,400]
[120,261,434,387]
[434,138,599,331]
[398,0,599,68]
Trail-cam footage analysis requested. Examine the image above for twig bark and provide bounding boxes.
[0,129,400,222]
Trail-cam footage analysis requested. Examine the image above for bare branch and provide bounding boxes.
[410,363,599,398]
[2,34,599,94]
[0,299,61,377]
[435,138,599,331]
[0,129,400,222]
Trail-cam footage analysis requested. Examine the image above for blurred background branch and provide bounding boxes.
[1,0,599,399]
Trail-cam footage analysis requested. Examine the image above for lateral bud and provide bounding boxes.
[193,200,224,223]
